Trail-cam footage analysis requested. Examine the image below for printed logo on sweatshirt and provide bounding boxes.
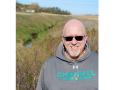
[56,70,96,81]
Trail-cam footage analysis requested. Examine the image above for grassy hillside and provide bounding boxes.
[17,13,69,43]
[16,13,98,90]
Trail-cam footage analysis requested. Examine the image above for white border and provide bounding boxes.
[99,0,120,90]
[0,0,15,90]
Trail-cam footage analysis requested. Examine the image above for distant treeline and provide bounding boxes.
[16,2,71,15]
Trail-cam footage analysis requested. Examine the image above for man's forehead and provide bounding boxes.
[63,29,85,36]
[62,19,86,36]
[64,19,84,27]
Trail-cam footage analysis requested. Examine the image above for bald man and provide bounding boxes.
[36,19,98,90]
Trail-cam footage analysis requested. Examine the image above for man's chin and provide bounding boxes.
[66,49,81,59]
[69,53,80,59]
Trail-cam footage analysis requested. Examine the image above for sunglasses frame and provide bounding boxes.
[63,35,86,41]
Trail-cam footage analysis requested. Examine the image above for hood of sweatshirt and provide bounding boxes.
[56,42,91,63]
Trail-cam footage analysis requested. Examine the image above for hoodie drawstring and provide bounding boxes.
[73,65,78,69]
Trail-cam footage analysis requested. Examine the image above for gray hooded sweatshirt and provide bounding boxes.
[36,42,98,90]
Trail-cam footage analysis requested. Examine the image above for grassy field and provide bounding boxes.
[16,13,98,90]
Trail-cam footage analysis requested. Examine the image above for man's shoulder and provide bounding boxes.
[90,51,98,57]
[88,51,98,62]
[46,56,57,62]
[41,56,57,69]
[88,51,98,64]
[43,56,57,65]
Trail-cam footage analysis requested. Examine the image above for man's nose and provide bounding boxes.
[71,38,77,45]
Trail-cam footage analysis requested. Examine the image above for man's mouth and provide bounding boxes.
[70,46,79,50]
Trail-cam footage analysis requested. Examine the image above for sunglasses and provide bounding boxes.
[63,36,85,41]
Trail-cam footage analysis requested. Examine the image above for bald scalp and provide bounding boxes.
[62,19,86,36]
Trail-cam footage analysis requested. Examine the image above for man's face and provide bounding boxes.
[62,24,87,59]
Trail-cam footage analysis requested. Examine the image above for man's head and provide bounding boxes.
[62,19,88,60]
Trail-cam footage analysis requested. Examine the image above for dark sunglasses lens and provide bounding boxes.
[75,36,83,41]
[64,37,73,41]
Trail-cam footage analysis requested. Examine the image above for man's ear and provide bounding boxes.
[63,44,66,51]
[85,35,88,44]
[85,35,88,40]
[62,37,65,43]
